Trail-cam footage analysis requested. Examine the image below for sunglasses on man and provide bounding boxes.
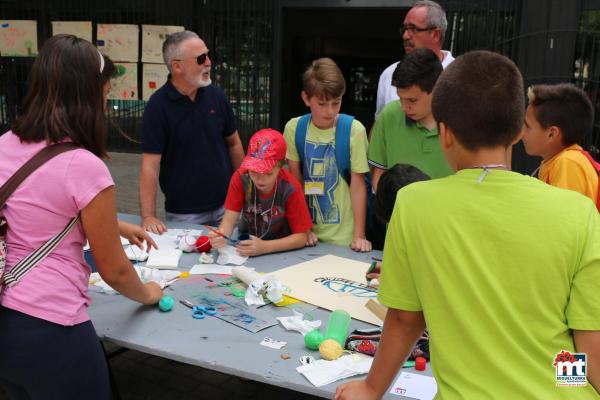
[174,51,209,65]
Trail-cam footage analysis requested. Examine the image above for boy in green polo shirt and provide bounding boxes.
[336,51,600,399]
[368,48,452,191]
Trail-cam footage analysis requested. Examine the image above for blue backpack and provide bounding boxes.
[294,113,374,226]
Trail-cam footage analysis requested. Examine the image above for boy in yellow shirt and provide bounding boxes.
[522,83,598,207]
[283,58,371,252]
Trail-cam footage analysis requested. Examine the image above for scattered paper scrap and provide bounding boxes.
[277,311,321,335]
[299,355,315,366]
[216,245,248,265]
[198,252,215,264]
[232,266,283,306]
[260,337,287,350]
[296,353,372,387]
[189,264,232,275]
[389,372,437,399]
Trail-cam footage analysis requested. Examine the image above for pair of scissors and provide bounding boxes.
[179,299,217,319]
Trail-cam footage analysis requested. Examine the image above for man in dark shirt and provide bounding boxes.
[140,31,244,233]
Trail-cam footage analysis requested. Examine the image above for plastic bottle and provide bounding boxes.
[324,309,351,346]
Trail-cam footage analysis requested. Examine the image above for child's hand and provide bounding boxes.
[235,235,266,257]
[351,237,372,252]
[306,231,319,247]
[207,230,226,249]
[335,379,379,400]
[142,281,164,305]
[119,221,158,252]
[366,261,381,281]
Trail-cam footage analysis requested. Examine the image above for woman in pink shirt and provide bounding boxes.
[0,34,163,399]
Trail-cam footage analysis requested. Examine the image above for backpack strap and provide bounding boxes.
[579,149,600,212]
[335,113,354,186]
[294,113,354,185]
[294,114,312,170]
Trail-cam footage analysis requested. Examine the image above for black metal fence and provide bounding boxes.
[1,0,599,160]
[0,0,273,151]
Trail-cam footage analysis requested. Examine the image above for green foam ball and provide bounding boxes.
[304,329,324,350]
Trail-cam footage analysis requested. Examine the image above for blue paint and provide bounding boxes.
[314,277,377,298]
[1,24,9,28]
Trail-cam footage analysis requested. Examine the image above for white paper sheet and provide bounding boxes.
[189,264,232,275]
[141,25,184,63]
[89,268,181,294]
[124,246,149,261]
[84,236,132,251]
[148,229,203,251]
[147,232,179,251]
[389,372,438,399]
[0,20,38,57]
[51,21,92,42]
[296,353,372,387]
[145,249,182,270]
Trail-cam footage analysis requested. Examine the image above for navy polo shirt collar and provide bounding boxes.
[165,75,204,102]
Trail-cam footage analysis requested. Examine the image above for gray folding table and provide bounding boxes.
[88,215,434,399]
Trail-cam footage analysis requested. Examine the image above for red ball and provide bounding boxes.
[195,235,212,252]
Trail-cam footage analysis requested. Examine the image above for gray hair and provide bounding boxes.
[162,30,199,72]
[414,0,447,44]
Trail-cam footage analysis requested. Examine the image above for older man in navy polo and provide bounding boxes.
[140,31,244,233]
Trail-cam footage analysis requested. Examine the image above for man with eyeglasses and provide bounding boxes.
[375,0,454,119]
[140,30,244,233]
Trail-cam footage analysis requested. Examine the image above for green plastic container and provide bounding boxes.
[324,309,351,346]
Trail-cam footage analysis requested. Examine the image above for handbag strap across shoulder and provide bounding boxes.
[1,142,80,288]
[0,142,79,207]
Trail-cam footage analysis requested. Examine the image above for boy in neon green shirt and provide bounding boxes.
[284,58,371,251]
[336,51,600,399]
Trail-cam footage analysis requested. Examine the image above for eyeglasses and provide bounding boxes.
[173,51,209,65]
[401,25,437,35]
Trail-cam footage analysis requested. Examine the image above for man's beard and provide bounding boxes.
[198,76,212,88]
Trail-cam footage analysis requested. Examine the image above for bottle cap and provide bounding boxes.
[415,356,427,371]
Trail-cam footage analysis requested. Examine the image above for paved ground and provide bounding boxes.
[0,152,322,400]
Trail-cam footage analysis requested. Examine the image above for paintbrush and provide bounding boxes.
[203,225,238,245]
